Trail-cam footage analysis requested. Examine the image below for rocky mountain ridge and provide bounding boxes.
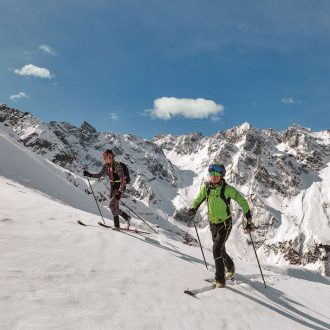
[1,104,329,275]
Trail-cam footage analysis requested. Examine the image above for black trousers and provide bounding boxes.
[210,220,234,283]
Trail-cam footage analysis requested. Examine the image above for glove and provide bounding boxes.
[188,208,197,217]
[113,190,122,200]
[244,219,255,233]
[83,169,91,177]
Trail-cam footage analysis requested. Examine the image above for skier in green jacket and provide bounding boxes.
[188,161,255,288]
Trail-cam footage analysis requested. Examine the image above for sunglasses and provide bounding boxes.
[209,171,222,177]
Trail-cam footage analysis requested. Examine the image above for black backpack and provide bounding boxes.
[120,162,131,184]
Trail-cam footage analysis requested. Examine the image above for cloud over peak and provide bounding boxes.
[146,97,224,120]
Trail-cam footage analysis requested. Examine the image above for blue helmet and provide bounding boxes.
[208,162,226,176]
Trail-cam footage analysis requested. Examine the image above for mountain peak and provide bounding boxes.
[80,121,97,133]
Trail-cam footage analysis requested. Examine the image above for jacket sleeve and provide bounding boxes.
[228,187,251,219]
[191,184,207,210]
[89,164,107,178]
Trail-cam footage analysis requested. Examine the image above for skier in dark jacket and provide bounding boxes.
[83,149,131,230]
[188,161,255,288]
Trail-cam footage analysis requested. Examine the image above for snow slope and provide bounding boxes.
[1,120,330,329]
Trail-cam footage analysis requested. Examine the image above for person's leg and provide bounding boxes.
[210,223,232,285]
[116,192,130,227]
[113,215,120,229]
[223,253,234,272]
[109,194,121,228]
[119,209,131,228]
[119,209,130,220]
[222,222,234,275]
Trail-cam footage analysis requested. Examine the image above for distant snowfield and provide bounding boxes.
[1,126,330,329]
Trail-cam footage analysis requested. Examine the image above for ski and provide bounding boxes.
[77,220,151,234]
[184,289,199,298]
[205,278,215,283]
[185,276,241,298]
[97,221,152,234]
[77,220,97,227]
[184,283,216,297]
[204,277,238,285]
[77,220,87,226]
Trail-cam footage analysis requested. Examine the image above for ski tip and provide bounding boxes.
[98,222,112,228]
[184,289,196,298]
[77,220,86,226]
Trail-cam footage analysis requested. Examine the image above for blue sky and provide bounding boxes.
[1,0,329,138]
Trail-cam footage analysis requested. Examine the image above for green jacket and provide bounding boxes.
[191,180,251,224]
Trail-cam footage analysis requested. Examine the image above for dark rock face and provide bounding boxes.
[265,241,328,267]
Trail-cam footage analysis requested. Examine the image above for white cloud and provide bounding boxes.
[39,44,57,56]
[281,97,301,105]
[145,97,224,120]
[109,112,119,121]
[14,64,53,79]
[10,92,29,102]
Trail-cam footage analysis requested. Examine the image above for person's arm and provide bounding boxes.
[189,184,207,215]
[228,187,255,232]
[228,186,251,219]
[84,164,107,178]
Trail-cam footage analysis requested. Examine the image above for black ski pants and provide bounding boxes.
[210,219,234,283]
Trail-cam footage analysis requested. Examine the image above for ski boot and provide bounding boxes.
[226,266,235,281]
[215,281,225,288]
[125,215,131,229]
[121,212,131,229]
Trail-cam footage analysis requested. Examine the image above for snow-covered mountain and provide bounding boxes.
[154,124,330,275]
[0,104,179,223]
[2,153,330,330]
[1,104,329,276]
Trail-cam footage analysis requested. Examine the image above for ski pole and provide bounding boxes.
[249,232,267,288]
[121,200,158,233]
[193,219,208,270]
[86,177,106,225]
